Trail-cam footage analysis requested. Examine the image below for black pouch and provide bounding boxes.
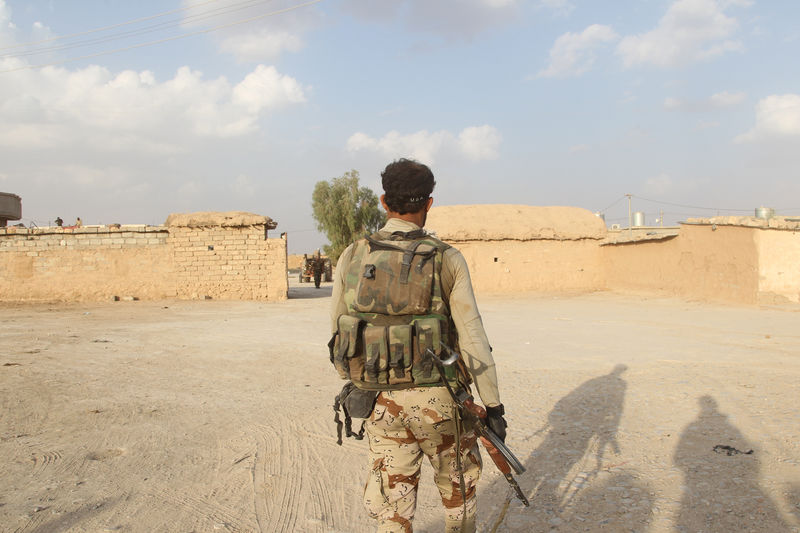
[333,382,379,445]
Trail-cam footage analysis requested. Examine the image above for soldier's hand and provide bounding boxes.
[485,404,507,442]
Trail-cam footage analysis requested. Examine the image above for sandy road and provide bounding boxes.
[1,283,798,532]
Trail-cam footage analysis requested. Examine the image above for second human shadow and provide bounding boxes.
[489,364,654,531]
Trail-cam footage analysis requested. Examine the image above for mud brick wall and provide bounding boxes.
[0,212,288,302]
[0,225,175,301]
[169,225,287,301]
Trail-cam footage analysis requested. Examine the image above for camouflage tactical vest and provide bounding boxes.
[330,229,459,390]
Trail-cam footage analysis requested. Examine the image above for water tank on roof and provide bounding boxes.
[0,192,22,227]
[632,211,645,227]
[755,206,775,220]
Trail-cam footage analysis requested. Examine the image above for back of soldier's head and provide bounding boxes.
[381,158,436,214]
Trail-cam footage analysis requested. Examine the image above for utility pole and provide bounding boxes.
[626,194,632,238]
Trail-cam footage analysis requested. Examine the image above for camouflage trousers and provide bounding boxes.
[363,387,482,533]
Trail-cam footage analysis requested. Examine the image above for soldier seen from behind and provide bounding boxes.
[330,158,506,532]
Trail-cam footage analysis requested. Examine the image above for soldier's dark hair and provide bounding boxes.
[381,158,436,214]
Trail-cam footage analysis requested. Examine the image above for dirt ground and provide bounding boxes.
[1,281,799,533]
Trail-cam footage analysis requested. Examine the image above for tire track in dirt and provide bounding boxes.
[305,439,339,531]
[251,432,270,532]
[146,486,251,532]
[269,420,303,532]
[13,512,47,533]
[249,419,342,533]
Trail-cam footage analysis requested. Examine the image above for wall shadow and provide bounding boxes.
[485,365,653,532]
[288,284,332,299]
[674,395,792,532]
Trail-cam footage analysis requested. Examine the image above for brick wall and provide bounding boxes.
[0,212,288,302]
[0,225,175,301]
[169,225,287,301]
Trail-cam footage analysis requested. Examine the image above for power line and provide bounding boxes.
[1,0,281,60]
[630,194,751,212]
[0,0,323,74]
[597,195,627,214]
[0,0,225,52]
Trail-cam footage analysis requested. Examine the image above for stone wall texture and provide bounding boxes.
[0,212,287,302]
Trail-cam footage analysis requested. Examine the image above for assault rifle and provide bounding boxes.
[425,345,530,507]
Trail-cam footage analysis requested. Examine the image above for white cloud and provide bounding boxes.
[180,0,319,62]
[340,0,519,40]
[663,90,746,111]
[644,173,674,195]
[735,94,800,143]
[346,126,502,164]
[664,97,684,111]
[232,65,308,113]
[481,0,516,7]
[537,0,574,16]
[219,29,304,63]
[617,0,746,68]
[539,24,618,78]
[0,0,15,47]
[710,90,746,107]
[0,62,309,153]
[458,125,502,161]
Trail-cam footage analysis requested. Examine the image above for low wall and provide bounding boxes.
[431,207,799,306]
[0,211,288,302]
[601,225,760,304]
[0,225,175,301]
[427,205,607,294]
[453,239,604,293]
[756,229,800,304]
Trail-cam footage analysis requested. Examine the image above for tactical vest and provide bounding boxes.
[330,229,460,390]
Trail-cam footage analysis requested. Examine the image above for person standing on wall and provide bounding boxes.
[329,158,506,532]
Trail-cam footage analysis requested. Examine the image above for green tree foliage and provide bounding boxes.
[311,170,386,263]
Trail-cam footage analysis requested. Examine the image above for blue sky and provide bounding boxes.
[1,0,798,252]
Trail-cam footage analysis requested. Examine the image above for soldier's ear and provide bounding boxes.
[380,194,389,211]
[425,197,433,212]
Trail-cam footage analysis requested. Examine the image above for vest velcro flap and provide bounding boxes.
[363,325,389,384]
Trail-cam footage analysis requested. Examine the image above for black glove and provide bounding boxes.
[485,404,507,443]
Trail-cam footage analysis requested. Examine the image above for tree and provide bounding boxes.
[311,170,386,263]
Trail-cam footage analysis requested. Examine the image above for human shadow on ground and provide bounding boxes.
[288,284,332,299]
[485,365,653,532]
[674,395,792,532]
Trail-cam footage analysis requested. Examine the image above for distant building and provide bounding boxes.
[0,192,22,228]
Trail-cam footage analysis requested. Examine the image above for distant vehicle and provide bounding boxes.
[299,255,332,285]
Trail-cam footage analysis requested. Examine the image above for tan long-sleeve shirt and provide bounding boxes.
[330,218,501,407]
